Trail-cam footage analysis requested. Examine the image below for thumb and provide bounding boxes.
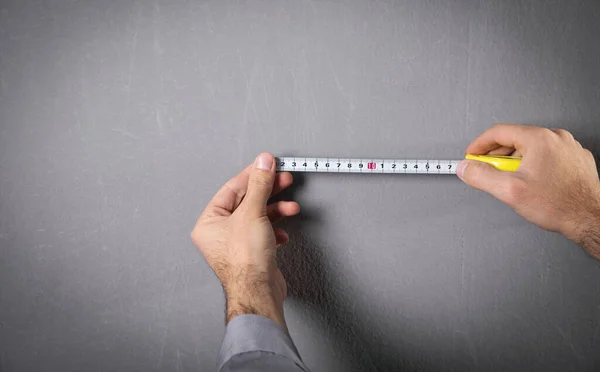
[456,159,516,204]
[242,152,276,216]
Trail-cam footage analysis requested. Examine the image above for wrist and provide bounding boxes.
[222,269,286,328]
[226,286,286,328]
[566,189,600,259]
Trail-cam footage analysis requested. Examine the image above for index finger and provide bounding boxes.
[204,166,295,218]
[466,123,534,155]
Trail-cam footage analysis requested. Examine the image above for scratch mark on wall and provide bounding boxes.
[157,325,169,368]
[305,0,318,15]
[203,1,215,34]
[121,2,142,132]
[291,69,300,127]
[176,349,183,372]
[304,0,350,126]
[552,322,583,365]
[310,85,318,123]
[157,281,175,369]
[302,49,318,122]
[329,60,355,120]
[209,83,217,103]
[463,16,473,134]
[279,3,292,27]
[457,225,467,308]
[152,1,166,135]
[78,57,96,129]
[153,0,164,56]
[111,128,140,140]
[239,51,264,146]
[156,109,164,133]
[455,329,480,369]
[263,83,270,111]
[126,6,141,96]
[460,251,465,298]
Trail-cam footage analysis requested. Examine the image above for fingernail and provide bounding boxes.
[254,153,273,171]
[456,160,468,178]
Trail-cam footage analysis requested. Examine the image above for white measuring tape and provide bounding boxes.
[275,157,461,175]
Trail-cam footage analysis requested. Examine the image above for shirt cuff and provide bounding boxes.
[217,314,306,371]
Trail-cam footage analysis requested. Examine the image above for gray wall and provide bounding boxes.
[1,0,600,371]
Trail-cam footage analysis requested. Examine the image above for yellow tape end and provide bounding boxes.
[465,154,521,172]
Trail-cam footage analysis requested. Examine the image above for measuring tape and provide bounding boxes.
[275,155,521,174]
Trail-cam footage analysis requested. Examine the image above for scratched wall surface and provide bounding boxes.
[1,0,600,371]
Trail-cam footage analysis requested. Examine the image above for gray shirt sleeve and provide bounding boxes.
[217,314,310,372]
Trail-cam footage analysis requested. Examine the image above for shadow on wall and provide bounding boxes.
[274,174,457,372]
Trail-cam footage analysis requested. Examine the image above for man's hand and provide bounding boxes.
[191,153,300,328]
[457,124,600,259]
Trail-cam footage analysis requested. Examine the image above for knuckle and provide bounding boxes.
[250,175,272,189]
[190,228,202,244]
[584,149,596,162]
[538,127,554,139]
[535,128,555,147]
[554,128,567,136]
[521,124,536,133]
[504,178,527,204]
[491,123,509,131]
[555,128,574,140]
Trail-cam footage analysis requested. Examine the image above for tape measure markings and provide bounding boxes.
[275,157,461,175]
